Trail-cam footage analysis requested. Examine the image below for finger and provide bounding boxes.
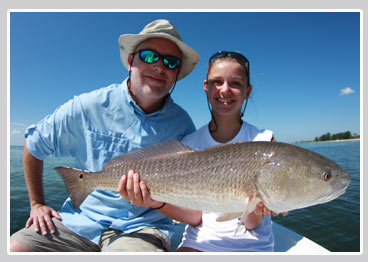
[38,216,48,235]
[25,217,33,228]
[51,210,62,220]
[33,216,40,233]
[133,173,143,204]
[140,181,150,203]
[263,207,272,216]
[117,175,128,197]
[254,202,263,215]
[44,215,55,234]
[126,170,135,201]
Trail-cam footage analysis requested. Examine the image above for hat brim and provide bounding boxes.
[119,33,200,80]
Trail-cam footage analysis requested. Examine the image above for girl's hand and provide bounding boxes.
[254,202,288,217]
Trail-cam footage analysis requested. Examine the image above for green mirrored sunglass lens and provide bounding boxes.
[142,52,159,63]
[163,59,175,68]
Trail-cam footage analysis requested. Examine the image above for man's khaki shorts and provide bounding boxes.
[11,218,170,252]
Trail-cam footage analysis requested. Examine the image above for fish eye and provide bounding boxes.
[79,174,84,179]
[323,171,332,181]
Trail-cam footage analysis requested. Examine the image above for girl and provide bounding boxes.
[118,51,284,252]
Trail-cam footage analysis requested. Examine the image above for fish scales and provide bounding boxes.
[112,148,252,211]
[55,140,351,216]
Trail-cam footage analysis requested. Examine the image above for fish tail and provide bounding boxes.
[54,166,93,209]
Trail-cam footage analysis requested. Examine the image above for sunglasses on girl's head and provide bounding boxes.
[209,51,250,86]
[209,51,250,71]
[134,49,182,70]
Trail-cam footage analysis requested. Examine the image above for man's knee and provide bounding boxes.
[100,228,170,252]
[10,237,31,252]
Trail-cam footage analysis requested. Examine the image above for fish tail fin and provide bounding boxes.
[54,166,93,209]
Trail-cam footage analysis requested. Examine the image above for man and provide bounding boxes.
[10,19,200,252]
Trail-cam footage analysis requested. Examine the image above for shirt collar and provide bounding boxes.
[121,78,173,117]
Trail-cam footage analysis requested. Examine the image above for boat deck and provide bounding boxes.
[170,222,329,253]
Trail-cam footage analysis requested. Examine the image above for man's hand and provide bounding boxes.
[117,170,163,209]
[26,203,61,235]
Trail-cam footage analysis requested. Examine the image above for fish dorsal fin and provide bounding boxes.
[104,140,193,169]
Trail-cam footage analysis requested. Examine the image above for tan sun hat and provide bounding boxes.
[118,19,200,80]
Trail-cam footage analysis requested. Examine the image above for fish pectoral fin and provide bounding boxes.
[217,193,260,223]
[234,191,260,235]
[234,210,250,235]
[216,212,243,222]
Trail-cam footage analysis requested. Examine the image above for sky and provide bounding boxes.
[9,11,361,145]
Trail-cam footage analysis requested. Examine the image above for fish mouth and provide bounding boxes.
[323,171,352,202]
[319,186,349,203]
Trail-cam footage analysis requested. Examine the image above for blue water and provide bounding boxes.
[9,140,360,252]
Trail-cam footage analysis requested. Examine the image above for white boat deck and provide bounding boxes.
[170,222,329,253]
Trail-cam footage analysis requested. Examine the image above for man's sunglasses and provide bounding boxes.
[209,51,250,85]
[134,49,181,70]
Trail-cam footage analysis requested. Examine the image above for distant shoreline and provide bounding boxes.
[11,138,361,147]
[295,138,360,144]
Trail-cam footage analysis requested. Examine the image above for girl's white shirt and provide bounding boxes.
[179,121,274,252]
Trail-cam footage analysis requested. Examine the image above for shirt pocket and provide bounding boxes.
[84,130,132,171]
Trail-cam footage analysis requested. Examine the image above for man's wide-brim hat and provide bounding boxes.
[119,19,200,80]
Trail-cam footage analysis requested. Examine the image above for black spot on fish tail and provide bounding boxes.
[54,166,93,209]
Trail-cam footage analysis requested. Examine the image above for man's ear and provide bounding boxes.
[245,84,252,100]
[203,80,209,95]
[128,54,134,72]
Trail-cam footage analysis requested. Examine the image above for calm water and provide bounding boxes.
[9,140,360,252]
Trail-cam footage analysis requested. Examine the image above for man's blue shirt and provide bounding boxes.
[25,78,196,244]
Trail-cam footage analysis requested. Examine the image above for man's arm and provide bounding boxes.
[23,139,61,235]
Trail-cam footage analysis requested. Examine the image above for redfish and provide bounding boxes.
[55,140,351,222]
